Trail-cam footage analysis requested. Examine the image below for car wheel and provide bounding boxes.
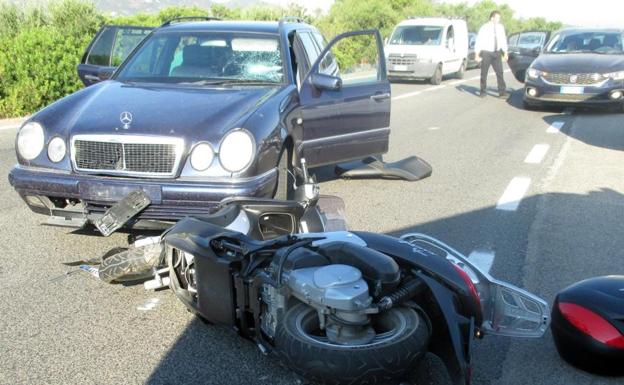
[274,304,430,385]
[455,60,466,79]
[274,148,293,200]
[431,65,442,85]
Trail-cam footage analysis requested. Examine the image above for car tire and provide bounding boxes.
[431,64,443,85]
[455,60,466,79]
[408,352,453,385]
[274,148,293,200]
[274,303,430,385]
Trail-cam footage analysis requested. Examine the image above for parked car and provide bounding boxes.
[467,32,480,69]
[385,17,468,84]
[8,17,391,230]
[507,28,624,111]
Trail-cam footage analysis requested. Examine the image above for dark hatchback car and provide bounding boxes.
[8,17,391,229]
[507,28,624,111]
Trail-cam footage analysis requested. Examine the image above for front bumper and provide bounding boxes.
[524,77,624,107]
[8,165,277,228]
[387,61,438,80]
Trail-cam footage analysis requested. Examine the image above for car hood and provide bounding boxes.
[532,53,624,73]
[58,81,281,141]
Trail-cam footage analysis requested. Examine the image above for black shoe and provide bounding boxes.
[479,92,487,98]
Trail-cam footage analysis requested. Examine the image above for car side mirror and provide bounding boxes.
[310,73,342,91]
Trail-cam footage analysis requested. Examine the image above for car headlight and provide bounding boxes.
[189,142,215,171]
[17,122,45,160]
[527,68,544,79]
[219,129,255,173]
[604,71,624,80]
[47,137,66,163]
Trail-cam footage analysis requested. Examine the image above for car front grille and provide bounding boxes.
[388,54,418,66]
[72,135,184,177]
[542,73,606,85]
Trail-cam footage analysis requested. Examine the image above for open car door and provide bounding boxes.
[507,31,551,83]
[78,25,153,86]
[296,29,390,167]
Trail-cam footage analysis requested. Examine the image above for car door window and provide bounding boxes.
[518,32,547,50]
[315,31,382,86]
[86,27,116,66]
[299,32,321,67]
[508,33,519,47]
[111,28,152,66]
[446,25,454,49]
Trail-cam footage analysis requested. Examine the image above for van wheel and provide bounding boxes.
[274,148,293,200]
[455,60,466,79]
[431,65,443,85]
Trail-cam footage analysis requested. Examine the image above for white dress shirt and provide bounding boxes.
[475,21,508,53]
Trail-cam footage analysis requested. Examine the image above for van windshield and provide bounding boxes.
[389,26,443,46]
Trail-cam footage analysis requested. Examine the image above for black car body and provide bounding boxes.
[507,28,624,110]
[8,18,391,229]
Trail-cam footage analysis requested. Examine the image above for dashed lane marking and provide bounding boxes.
[392,90,422,101]
[427,126,440,130]
[547,121,565,133]
[496,177,531,211]
[524,144,550,164]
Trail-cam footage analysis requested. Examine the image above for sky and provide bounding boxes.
[261,0,624,28]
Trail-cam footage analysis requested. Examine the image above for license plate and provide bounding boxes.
[79,182,162,204]
[393,65,408,72]
[560,86,584,94]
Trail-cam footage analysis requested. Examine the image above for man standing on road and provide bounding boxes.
[475,10,508,98]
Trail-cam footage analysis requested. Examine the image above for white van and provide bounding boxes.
[385,17,469,84]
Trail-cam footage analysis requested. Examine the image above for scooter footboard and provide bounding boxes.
[400,233,550,338]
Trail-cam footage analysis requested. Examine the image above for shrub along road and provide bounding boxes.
[1,69,623,384]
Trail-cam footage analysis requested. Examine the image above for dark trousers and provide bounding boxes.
[480,50,506,94]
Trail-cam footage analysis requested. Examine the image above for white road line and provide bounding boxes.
[392,91,422,101]
[0,124,20,131]
[547,121,565,133]
[496,177,531,211]
[468,249,495,274]
[524,144,550,164]
[424,85,445,92]
[469,75,481,80]
[448,79,465,86]
[427,126,440,130]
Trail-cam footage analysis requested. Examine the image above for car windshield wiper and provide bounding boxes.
[177,78,280,86]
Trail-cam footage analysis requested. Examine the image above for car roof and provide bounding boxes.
[555,27,624,35]
[397,18,458,27]
[158,20,313,34]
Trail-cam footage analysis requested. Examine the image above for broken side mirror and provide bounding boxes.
[310,73,342,91]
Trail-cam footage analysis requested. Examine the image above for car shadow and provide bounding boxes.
[137,187,624,385]
[542,109,624,151]
[455,84,512,98]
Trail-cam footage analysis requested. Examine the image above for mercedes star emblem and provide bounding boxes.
[120,111,133,129]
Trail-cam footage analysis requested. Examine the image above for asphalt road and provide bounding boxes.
[1,68,623,385]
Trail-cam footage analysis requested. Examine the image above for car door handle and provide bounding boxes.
[370,93,391,102]
[84,74,100,82]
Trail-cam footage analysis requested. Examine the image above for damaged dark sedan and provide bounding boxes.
[8,17,391,229]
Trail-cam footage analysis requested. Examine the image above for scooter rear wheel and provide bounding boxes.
[274,303,430,385]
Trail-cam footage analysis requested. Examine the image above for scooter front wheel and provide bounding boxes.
[274,303,430,385]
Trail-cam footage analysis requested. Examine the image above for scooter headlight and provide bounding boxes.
[219,129,255,173]
[17,122,45,160]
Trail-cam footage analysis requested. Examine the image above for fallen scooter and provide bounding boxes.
[90,161,550,385]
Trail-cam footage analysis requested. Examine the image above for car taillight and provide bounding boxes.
[559,302,624,349]
[452,264,482,315]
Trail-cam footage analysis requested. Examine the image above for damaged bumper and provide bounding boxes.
[8,165,278,229]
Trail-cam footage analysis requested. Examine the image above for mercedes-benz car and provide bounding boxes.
[8,17,390,229]
[507,28,624,111]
